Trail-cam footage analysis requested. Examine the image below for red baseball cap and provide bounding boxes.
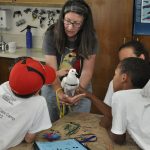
[9,57,56,95]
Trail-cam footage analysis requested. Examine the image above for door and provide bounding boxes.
[87,0,134,113]
[0,57,14,84]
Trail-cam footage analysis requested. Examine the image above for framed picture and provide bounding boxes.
[133,0,150,35]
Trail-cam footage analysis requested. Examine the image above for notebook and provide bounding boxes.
[34,139,90,150]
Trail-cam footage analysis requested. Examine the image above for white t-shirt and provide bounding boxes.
[104,80,150,107]
[142,80,150,98]
[0,82,52,150]
[111,89,150,150]
[104,80,114,106]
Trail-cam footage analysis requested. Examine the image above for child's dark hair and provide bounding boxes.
[12,91,35,98]
[118,40,149,63]
[119,57,150,88]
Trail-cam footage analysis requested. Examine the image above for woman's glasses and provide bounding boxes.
[63,19,82,28]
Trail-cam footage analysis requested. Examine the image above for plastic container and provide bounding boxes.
[21,25,37,49]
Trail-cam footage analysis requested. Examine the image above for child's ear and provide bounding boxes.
[139,54,145,60]
[121,73,128,83]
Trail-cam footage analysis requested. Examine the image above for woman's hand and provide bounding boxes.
[57,69,69,77]
[57,88,85,105]
[63,94,86,105]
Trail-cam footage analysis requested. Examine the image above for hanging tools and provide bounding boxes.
[13,11,22,18]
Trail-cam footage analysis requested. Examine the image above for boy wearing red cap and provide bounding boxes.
[0,57,56,150]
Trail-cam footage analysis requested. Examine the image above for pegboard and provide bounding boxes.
[0,5,61,36]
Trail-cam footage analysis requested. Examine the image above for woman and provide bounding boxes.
[42,0,98,122]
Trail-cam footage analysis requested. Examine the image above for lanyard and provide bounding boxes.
[56,88,65,118]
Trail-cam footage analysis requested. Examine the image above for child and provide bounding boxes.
[0,57,56,150]
[104,40,149,106]
[79,57,150,149]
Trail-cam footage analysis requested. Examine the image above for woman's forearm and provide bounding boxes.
[80,71,93,88]
[80,54,96,88]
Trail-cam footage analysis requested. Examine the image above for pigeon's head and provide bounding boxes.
[68,68,78,77]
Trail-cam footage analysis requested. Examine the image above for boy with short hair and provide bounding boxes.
[0,57,56,150]
[79,57,150,149]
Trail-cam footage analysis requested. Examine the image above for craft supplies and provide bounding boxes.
[75,133,97,144]
[43,129,61,141]
[64,122,80,136]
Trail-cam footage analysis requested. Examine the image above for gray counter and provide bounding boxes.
[0,48,45,62]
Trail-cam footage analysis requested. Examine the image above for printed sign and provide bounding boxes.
[133,0,150,35]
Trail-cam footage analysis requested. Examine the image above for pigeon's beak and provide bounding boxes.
[75,72,78,77]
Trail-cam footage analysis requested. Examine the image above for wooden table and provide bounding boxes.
[9,112,141,150]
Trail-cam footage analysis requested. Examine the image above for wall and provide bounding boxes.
[0,5,61,48]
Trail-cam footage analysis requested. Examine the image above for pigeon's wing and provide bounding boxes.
[61,77,66,88]
[64,84,76,96]
[77,78,80,87]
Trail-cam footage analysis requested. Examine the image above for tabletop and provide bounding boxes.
[9,112,141,150]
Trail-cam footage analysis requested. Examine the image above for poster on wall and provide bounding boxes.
[133,0,150,35]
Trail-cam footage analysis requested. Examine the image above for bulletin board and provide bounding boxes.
[133,0,150,35]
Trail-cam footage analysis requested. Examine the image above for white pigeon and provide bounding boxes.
[61,68,79,96]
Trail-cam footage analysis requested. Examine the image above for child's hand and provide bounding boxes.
[76,85,85,94]
[76,85,90,97]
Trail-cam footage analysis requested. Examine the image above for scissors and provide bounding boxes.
[75,134,97,144]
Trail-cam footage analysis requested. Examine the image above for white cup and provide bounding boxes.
[6,42,16,53]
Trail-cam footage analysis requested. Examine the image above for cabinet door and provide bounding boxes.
[0,57,14,84]
[13,0,65,5]
[0,0,12,2]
